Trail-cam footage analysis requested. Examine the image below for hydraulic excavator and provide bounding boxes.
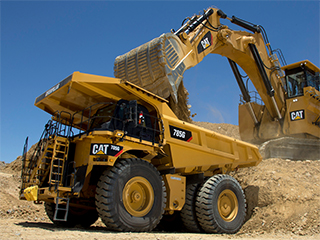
[114,7,320,160]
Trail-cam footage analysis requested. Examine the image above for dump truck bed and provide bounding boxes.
[35,72,262,175]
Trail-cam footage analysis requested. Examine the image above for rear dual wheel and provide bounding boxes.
[196,174,246,234]
[180,183,203,232]
[95,158,166,232]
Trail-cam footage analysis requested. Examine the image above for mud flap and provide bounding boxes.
[72,165,87,193]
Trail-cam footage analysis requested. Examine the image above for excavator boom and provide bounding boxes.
[114,8,285,120]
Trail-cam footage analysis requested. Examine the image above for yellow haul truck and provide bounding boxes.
[20,72,261,233]
[114,7,320,160]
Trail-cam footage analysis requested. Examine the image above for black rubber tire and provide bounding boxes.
[44,202,98,228]
[95,158,166,232]
[180,183,203,232]
[195,174,246,234]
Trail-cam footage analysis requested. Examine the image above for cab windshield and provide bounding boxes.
[286,67,320,98]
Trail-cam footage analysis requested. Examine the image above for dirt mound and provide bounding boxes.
[0,142,50,222]
[1,122,319,238]
[0,171,48,221]
[231,158,320,236]
[2,143,38,174]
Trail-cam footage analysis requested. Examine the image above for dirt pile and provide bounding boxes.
[0,122,319,238]
[0,143,50,222]
[232,158,320,236]
[2,143,38,174]
[0,172,48,221]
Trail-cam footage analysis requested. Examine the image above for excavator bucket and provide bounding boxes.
[114,33,193,121]
[114,8,216,106]
[114,33,190,102]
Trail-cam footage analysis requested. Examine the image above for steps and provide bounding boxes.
[53,197,70,221]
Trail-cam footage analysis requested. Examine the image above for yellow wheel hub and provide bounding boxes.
[122,176,154,217]
[218,189,238,222]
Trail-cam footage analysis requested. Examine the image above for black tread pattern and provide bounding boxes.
[44,202,56,222]
[195,174,246,234]
[180,183,203,232]
[95,158,166,232]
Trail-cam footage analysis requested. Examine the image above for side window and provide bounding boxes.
[90,103,116,129]
[126,103,157,142]
[306,70,320,91]
[316,73,320,91]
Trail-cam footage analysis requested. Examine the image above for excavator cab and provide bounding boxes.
[283,60,320,98]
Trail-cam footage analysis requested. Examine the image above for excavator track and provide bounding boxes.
[259,137,320,160]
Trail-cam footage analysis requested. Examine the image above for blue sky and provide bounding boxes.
[1,1,319,163]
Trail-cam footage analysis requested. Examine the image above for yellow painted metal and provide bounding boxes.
[218,189,238,222]
[283,88,320,137]
[122,176,154,217]
[23,185,38,201]
[163,174,186,211]
[238,102,263,142]
[160,117,262,173]
[35,72,169,125]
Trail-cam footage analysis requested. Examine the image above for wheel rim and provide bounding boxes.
[218,189,238,222]
[122,176,154,217]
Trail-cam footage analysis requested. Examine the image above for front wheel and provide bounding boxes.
[95,158,166,232]
[196,174,246,234]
